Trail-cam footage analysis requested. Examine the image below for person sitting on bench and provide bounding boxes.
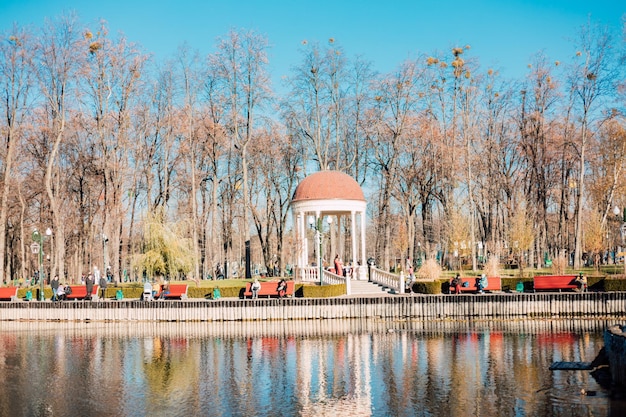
[277,279,287,298]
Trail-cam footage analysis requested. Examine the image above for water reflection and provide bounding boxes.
[0,319,623,417]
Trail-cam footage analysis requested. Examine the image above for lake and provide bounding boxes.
[0,318,623,416]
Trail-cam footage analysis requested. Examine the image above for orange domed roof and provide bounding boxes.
[292,171,365,202]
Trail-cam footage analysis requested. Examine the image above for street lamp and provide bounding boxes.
[102,233,109,280]
[309,215,333,286]
[613,206,626,274]
[32,227,52,301]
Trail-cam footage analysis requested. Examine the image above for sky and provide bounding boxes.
[0,0,623,86]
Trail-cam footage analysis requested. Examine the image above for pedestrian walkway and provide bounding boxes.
[347,279,392,297]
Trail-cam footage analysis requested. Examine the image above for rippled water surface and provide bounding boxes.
[0,318,623,417]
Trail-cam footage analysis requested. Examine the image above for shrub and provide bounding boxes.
[484,257,500,277]
[410,280,442,294]
[299,283,346,298]
[416,259,442,281]
[551,255,568,275]
[604,277,626,291]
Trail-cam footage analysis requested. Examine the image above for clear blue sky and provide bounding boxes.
[0,0,623,84]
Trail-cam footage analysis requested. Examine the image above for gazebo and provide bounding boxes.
[291,171,367,293]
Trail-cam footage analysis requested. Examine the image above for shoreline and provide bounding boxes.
[0,291,624,322]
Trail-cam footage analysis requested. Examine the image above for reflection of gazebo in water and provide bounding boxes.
[291,171,367,293]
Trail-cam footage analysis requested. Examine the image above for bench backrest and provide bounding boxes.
[66,285,99,297]
[0,287,18,299]
[245,280,295,295]
[161,284,188,297]
[533,275,577,289]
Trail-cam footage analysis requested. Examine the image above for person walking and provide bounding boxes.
[99,273,108,300]
[51,275,60,301]
[85,273,95,300]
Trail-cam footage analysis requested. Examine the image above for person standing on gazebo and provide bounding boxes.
[334,255,343,276]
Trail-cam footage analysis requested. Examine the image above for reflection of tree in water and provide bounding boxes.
[142,337,198,403]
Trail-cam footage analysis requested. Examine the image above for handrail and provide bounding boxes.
[369,266,404,294]
[294,267,350,295]
[322,269,345,285]
[297,266,319,282]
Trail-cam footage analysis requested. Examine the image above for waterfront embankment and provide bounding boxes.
[0,291,624,322]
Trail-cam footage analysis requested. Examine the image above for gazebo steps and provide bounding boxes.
[349,280,393,296]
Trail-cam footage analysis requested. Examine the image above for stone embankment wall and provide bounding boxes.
[0,292,625,322]
[604,324,626,388]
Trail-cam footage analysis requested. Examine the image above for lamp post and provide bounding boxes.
[613,206,626,274]
[102,233,109,280]
[309,215,333,286]
[32,227,52,301]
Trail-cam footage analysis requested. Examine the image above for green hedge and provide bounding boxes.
[410,281,442,294]
[297,283,346,298]
[13,276,626,299]
[603,278,626,291]
[409,275,626,294]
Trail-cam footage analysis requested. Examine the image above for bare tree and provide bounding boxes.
[569,22,618,268]
[0,25,33,283]
[208,28,271,278]
[33,14,84,281]
[81,22,148,283]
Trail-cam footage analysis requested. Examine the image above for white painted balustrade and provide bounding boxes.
[369,267,404,294]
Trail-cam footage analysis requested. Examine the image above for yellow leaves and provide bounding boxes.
[8,35,21,46]
[426,57,439,66]
[84,30,93,40]
[582,209,604,253]
[576,51,582,56]
[487,68,494,76]
[89,42,102,54]
[555,61,560,66]
[328,38,334,44]
[509,206,534,252]
[452,47,464,57]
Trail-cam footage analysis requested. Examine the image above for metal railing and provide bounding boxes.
[369,266,404,294]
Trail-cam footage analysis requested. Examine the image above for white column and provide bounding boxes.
[359,210,367,280]
[351,211,357,274]
[300,211,308,267]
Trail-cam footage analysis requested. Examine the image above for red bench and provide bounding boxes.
[160,284,188,300]
[243,281,295,298]
[65,285,99,301]
[0,287,18,301]
[533,275,585,292]
[449,277,502,294]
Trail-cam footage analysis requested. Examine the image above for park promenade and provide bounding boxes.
[0,291,624,322]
